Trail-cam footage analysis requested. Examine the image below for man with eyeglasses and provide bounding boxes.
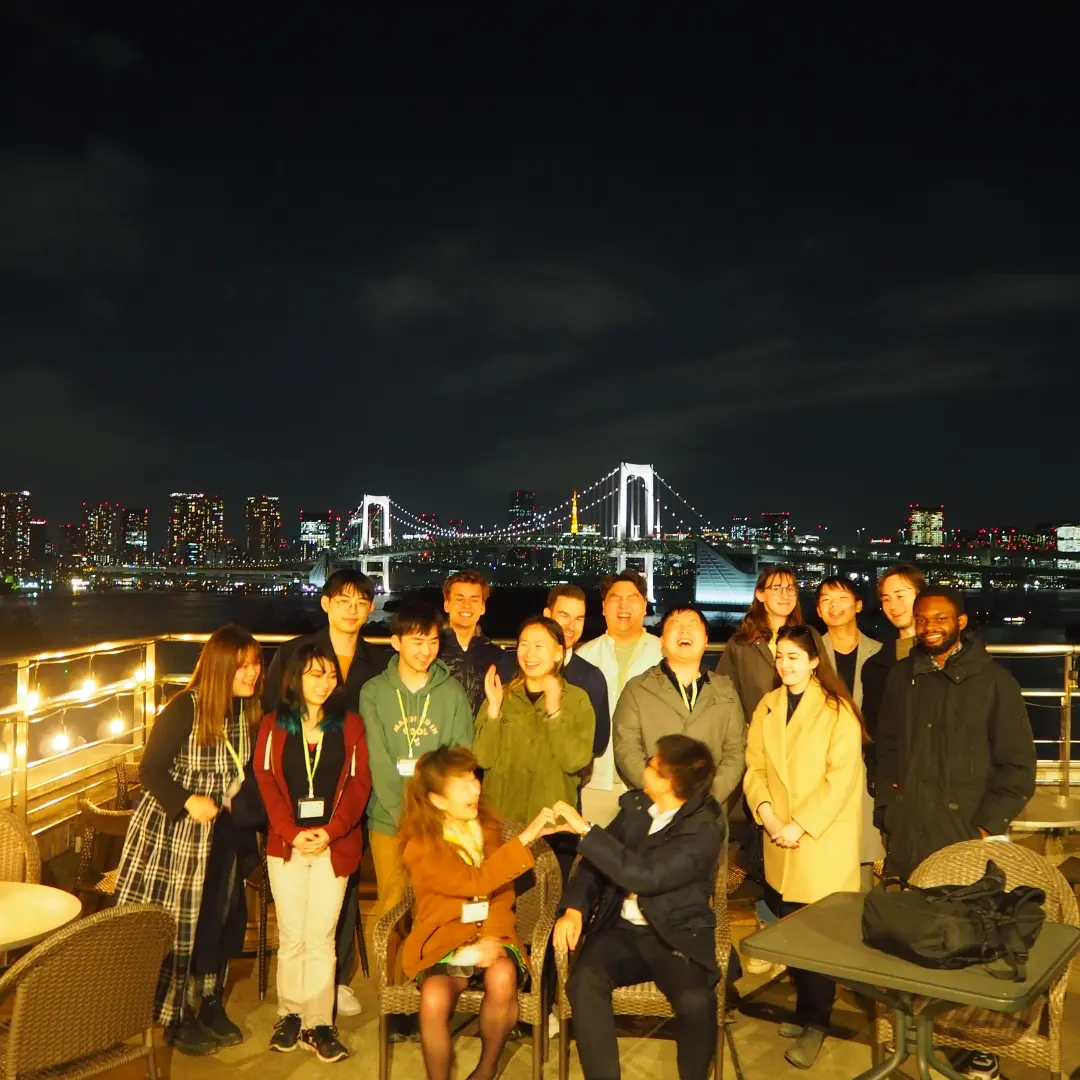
[874,586,1034,1080]
[264,569,391,1019]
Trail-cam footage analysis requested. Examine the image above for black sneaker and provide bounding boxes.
[302,1025,349,1063]
[169,1011,220,1056]
[270,1013,303,1053]
[198,995,243,1046]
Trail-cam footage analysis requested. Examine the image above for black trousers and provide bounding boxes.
[763,885,835,1030]
[567,920,716,1080]
[335,867,362,985]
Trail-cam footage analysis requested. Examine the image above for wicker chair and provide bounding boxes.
[0,902,174,1079]
[373,821,561,1080]
[0,811,40,885]
[554,854,732,1080]
[872,840,1079,1080]
[113,762,142,810]
[75,799,133,908]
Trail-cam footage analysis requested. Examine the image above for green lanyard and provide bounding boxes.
[303,731,324,798]
[395,689,430,758]
[678,679,698,713]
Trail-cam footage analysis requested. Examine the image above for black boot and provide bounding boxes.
[169,1008,219,1056]
[199,995,244,1046]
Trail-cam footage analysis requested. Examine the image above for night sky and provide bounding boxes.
[4,9,1079,544]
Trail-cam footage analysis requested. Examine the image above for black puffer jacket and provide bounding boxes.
[874,632,1036,878]
[561,788,724,978]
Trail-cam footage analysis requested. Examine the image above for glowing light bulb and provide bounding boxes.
[108,717,126,736]
[26,690,41,709]
[0,751,11,771]
[134,667,145,682]
[50,731,72,753]
[79,677,97,699]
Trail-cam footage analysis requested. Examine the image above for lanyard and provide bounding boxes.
[222,728,245,781]
[303,731,324,798]
[395,689,430,757]
[678,679,698,713]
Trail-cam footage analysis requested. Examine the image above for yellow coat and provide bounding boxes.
[744,681,864,904]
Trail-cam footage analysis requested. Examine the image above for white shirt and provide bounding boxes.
[620,803,679,926]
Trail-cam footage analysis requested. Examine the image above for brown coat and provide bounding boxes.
[400,819,534,979]
[744,681,864,904]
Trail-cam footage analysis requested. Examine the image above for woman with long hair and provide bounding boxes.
[473,615,594,868]
[116,624,264,1055]
[743,624,866,1069]
[399,745,560,1080]
[254,642,371,1062]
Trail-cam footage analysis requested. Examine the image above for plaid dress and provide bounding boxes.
[116,691,250,1025]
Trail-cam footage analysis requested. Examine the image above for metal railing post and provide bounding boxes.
[14,660,30,821]
[1063,651,1075,797]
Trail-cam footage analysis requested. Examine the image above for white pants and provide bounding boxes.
[581,779,627,827]
[267,848,349,1027]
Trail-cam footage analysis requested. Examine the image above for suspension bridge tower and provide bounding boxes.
[357,494,392,594]
[615,462,657,601]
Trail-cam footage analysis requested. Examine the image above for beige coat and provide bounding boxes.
[744,681,864,904]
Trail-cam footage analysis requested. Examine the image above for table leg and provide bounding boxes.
[851,1009,910,1080]
[914,1013,968,1080]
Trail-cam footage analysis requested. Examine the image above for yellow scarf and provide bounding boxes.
[443,818,485,867]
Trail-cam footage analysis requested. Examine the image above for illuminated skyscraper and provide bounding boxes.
[0,490,32,578]
[82,502,123,565]
[168,492,224,566]
[300,508,333,560]
[509,490,536,527]
[907,504,945,547]
[123,508,150,565]
[246,495,283,564]
[1056,523,1080,553]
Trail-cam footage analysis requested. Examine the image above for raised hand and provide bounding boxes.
[184,794,219,824]
[484,665,504,720]
[551,800,589,836]
[541,673,562,718]
[519,806,558,846]
[553,909,583,953]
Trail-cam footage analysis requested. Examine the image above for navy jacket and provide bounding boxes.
[564,652,611,757]
[439,628,516,714]
[562,788,724,978]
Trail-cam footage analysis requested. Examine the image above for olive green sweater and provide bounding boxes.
[472,681,595,824]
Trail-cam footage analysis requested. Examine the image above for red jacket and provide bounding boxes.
[254,711,371,878]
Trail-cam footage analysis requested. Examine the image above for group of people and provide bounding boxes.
[112,559,1038,1080]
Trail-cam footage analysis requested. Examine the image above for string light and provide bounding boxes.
[26,690,40,709]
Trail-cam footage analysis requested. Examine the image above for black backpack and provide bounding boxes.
[861,859,1045,981]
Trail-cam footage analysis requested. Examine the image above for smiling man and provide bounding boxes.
[874,585,1036,880]
[613,605,745,808]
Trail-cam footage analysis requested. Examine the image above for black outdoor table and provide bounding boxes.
[740,891,1080,1080]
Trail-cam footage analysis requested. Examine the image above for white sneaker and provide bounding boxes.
[547,1013,560,1038]
[336,984,363,1016]
[961,1051,1000,1079]
[743,955,774,975]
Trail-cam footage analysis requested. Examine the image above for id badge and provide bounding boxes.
[297,797,325,820]
[396,757,417,777]
[461,900,490,924]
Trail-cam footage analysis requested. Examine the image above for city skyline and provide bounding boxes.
[3,12,1079,535]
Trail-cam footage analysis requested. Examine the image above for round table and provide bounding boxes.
[1010,790,1080,855]
[0,881,83,951]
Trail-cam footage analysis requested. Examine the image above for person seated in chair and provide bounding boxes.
[552,734,724,1080]
[398,745,562,1080]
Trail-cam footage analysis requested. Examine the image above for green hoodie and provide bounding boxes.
[360,656,474,836]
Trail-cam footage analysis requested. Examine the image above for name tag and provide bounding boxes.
[461,900,489,924]
[297,797,326,820]
[396,757,417,777]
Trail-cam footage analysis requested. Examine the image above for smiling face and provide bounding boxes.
[661,609,707,667]
[231,648,262,697]
[517,624,561,680]
[756,572,798,621]
[775,638,818,694]
[444,582,487,634]
[914,594,967,658]
[879,572,919,632]
[817,583,862,630]
[393,628,441,676]
[545,595,586,651]
[320,585,373,636]
[602,581,647,637]
[300,655,338,711]
[429,770,483,822]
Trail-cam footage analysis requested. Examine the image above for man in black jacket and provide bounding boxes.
[874,585,1036,880]
[263,568,390,1018]
[552,735,723,1080]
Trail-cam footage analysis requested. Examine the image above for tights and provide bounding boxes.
[418,956,519,1080]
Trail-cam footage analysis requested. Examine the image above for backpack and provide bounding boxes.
[861,859,1045,981]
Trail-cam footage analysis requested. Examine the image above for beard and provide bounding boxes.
[920,627,961,656]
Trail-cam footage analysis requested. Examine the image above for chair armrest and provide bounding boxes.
[553,943,572,1004]
[373,891,413,990]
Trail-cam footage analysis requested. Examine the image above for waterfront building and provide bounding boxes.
[0,490,32,580]
[168,492,225,566]
[123,508,150,565]
[299,508,334,560]
[509,489,536,526]
[1056,523,1080,553]
[82,502,123,566]
[907,503,945,546]
[245,495,283,565]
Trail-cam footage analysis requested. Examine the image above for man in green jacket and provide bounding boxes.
[360,605,474,960]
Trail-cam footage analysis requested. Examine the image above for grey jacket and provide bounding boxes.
[821,631,882,709]
[613,664,747,806]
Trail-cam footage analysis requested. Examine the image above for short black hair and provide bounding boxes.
[816,576,859,601]
[599,569,647,602]
[914,584,965,616]
[322,568,375,603]
[659,605,708,634]
[654,734,715,801]
[275,641,347,731]
[391,604,442,639]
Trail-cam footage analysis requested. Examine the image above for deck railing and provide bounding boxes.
[1,635,1075,837]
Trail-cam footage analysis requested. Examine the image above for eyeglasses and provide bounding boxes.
[765,585,797,596]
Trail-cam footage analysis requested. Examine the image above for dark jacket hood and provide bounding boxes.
[910,630,993,682]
